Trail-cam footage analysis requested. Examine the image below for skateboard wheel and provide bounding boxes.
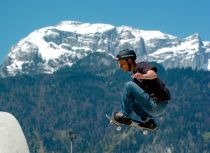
[116,126,121,131]
[142,130,148,135]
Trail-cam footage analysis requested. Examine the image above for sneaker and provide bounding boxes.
[113,112,132,125]
[140,116,151,122]
[138,119,157,130]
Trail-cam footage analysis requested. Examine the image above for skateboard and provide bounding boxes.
[106,114,151,135]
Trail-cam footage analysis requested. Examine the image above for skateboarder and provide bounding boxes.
[114,49,171,130]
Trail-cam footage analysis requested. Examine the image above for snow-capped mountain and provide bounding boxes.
[0,112,29,153]
[1,21,209,77]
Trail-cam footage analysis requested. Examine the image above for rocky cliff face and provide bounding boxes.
[148,33,209,69]
[0,21,209,77]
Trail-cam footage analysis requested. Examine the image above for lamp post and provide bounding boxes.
[68,131,77,153]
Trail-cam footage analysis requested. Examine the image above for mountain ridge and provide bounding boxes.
[0,20,209,77]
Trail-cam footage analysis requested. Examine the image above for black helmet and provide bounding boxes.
[116,49,136,61]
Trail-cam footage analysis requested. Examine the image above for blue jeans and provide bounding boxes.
[121,81,167,120]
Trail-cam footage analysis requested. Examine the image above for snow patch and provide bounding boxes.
[56,21,115,34]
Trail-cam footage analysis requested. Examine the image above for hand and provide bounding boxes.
[132,73,143,79]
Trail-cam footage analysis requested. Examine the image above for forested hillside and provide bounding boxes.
[0,52,209,153]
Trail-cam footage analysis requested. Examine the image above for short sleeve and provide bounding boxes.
[137,62,157,74]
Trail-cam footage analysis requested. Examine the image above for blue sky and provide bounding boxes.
[0,0,209,63]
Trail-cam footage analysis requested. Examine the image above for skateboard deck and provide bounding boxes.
[106,114,150,135]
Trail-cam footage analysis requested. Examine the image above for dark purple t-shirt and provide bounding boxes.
[133,62,170,101]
